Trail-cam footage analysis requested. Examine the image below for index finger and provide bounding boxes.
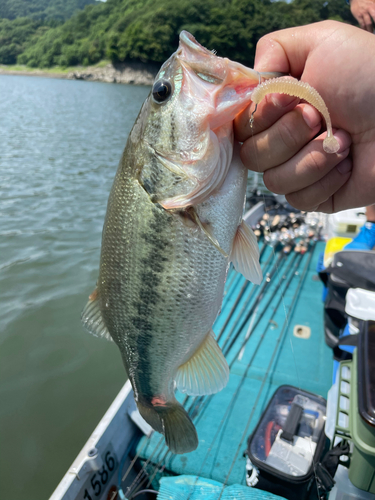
[254,21,341,76]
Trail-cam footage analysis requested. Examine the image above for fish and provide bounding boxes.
[82,31,283,455]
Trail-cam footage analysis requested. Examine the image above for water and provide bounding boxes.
[0,75,150,500]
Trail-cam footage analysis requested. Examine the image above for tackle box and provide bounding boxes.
[246,385,327,500]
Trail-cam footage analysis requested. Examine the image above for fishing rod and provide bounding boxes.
[222,245,288,355]
[221,218,318,358]
[217,242,272,343]
[218,239,317,498]
[229,247,300,364]
[218,211,287,344]
[227,243,310,365]
[120,436,165,499]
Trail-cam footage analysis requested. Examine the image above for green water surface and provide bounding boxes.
[0,75,150,500]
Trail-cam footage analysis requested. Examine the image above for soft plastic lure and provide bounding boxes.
[251,77,340,154]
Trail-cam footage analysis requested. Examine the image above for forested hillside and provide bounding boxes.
[0,0,98,22]
[0,0,354,68]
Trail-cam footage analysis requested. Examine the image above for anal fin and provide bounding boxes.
[175,330,229,396]
[81,287,113,342]
[230,219,262,284]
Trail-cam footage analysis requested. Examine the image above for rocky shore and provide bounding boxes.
[0,61,160,85]
[68,61,159,85]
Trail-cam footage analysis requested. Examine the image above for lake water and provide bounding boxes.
[0,75,150,500]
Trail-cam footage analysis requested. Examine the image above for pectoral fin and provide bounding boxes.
[81,287,113,342]
[230,220,262,284]
[175,330,229,396]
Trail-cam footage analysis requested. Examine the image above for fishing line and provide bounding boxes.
[219,249,275,349]
[249,102,303,404]
[122,435,165,498]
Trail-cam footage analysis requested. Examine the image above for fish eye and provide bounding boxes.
[152,80,173,103]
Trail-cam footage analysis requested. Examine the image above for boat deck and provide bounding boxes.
[135,240,333,491]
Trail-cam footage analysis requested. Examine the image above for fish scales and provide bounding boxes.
[100,146,229,394]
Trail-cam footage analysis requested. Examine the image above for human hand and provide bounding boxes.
[350,0,375,32]
[235,21,375,213]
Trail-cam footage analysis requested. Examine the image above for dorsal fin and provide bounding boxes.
[81,287,113,342]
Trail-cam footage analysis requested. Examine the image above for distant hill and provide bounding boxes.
[0,0,99,22]
[0,0,355,68]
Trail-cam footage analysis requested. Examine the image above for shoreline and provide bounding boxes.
[0,61,159,85]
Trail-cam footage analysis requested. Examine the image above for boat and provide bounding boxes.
[49,196,375,500]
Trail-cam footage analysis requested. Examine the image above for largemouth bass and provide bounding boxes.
[82,32,283,454]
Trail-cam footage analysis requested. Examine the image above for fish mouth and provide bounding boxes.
[179,31,214,58]
[178,30,261,86]
[177,31,263,127]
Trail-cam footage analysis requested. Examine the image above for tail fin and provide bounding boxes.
[137,400,198,454]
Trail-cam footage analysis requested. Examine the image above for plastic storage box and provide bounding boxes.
[349,323,375,493]
[246,385,327,500]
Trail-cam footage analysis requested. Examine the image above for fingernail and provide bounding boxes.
[302,106,321,129]
[271,94,298,108]
[337,158,352,174]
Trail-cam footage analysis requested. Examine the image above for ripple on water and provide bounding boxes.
[0,75,150,500]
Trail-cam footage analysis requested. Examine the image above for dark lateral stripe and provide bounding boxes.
[170,109,176,151]
[130,207,172,397]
